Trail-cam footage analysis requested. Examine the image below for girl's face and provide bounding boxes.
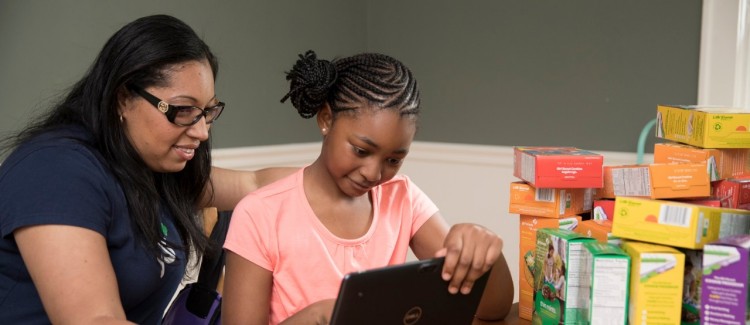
[319,106,417,197]
[120,60,217,173]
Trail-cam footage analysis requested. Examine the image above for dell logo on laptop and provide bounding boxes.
[403,306,423,324]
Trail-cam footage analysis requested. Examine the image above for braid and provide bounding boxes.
[280,50,420,118]
[332,54,420,116]
[280,50,338,119]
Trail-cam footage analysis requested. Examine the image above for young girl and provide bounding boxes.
[222,50,514,324]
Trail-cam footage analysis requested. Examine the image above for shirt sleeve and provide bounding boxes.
[224,193,276,271]
[0,144,114,238]
[402,175,439,236]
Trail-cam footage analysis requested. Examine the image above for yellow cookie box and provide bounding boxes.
[612,196,750,249]
[621,241,684,325]
[656,105,750,148]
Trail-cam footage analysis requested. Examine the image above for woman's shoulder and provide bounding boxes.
[1,126,108,179]
[9,125,97,156]
[0,126,121,236]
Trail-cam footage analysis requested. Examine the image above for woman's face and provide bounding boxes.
[120,60,217,173]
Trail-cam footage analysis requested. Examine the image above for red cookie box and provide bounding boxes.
[513,146,603,189]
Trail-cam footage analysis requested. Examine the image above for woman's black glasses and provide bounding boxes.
[131,87,225,126]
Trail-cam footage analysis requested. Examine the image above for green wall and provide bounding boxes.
[0,0,701,152]
[366,0,702,152]
[0,0,367,148]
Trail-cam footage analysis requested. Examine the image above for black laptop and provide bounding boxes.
[329,257,491,325]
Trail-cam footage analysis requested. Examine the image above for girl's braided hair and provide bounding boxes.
[281,50,420,118]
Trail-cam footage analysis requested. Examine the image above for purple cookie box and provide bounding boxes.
[701,234,750,325]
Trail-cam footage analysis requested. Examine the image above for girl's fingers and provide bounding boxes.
[440,224,504,295]
[445,231,477,294]
[440,236,463,283]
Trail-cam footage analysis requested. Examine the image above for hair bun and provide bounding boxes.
[280,50,338,118]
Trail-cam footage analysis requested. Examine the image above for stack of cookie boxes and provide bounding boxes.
[509,147,604,322]
[508,104,750,325]
[601,104,750,325]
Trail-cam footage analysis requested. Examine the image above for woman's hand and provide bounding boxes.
[435,223,503,295]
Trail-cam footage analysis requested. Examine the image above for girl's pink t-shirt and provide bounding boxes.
[224,168,438,324]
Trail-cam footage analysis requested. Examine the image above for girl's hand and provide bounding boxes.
[435,223,503,295]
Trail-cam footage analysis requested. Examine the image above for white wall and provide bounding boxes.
[699,0,739,106]
[212,142,649,303]
[697,0,750,109]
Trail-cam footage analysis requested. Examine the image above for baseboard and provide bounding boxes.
[211,142,320,169]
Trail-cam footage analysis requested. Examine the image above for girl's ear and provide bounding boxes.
[316,102,333,135]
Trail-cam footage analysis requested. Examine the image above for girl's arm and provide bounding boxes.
[222,251,274,325]
[474,253,514,320]
[202,166,299,211]
[222,251,335,325]
[279,300,336,325]
[411,214,514,321]
[14,225,137,325]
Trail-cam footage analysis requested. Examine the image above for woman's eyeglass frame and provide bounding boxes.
[129,86,225,127]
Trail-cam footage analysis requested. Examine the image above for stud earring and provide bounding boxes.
[119,115,124,123]
[321,127,327,133]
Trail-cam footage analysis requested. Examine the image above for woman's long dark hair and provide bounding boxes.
[1,15,215,263]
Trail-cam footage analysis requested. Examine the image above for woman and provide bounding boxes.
[0,15,292,324]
